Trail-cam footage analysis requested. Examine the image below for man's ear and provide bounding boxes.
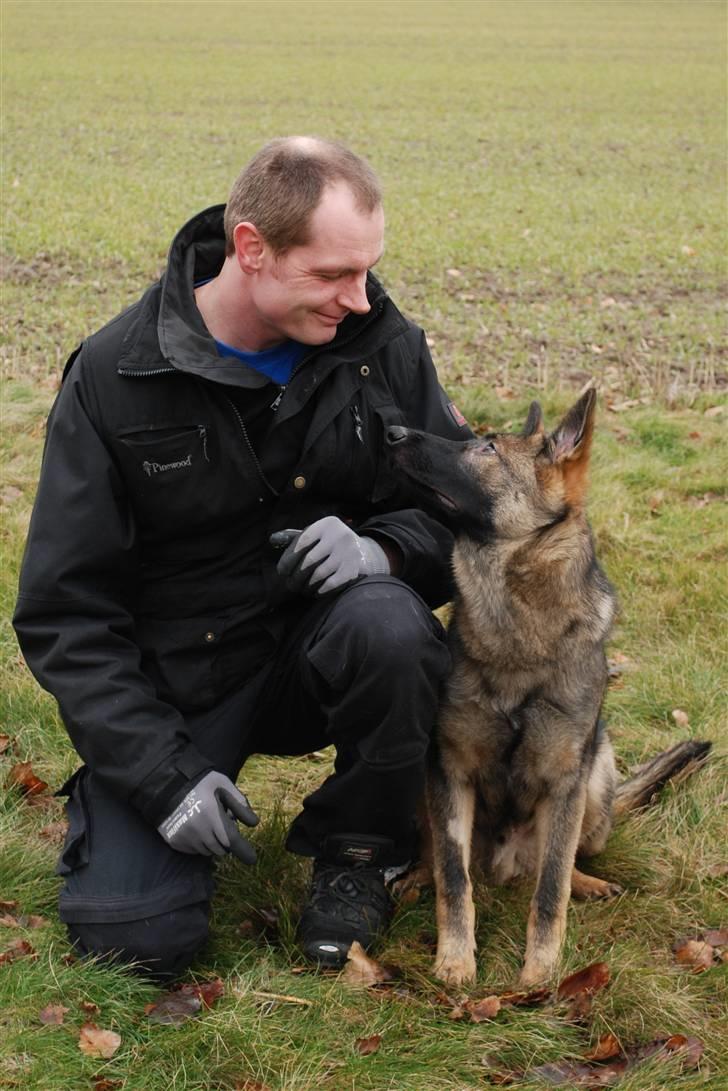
[233,222,266,274]
[522,401,545,439]
[548,387,597,464]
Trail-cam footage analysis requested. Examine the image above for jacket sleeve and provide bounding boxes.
[359,326,474,608]
[12,348,213,826]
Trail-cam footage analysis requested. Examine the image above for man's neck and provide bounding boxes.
[194,259,283,353]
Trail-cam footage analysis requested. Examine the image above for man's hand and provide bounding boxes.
[271,516,390,596]
[157,771,259,864]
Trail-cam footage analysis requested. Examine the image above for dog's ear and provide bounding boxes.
[548,388,597,464]
[546,389,597,505]
[522,401,545,438]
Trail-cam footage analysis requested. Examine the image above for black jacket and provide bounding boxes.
[14,205,471,826]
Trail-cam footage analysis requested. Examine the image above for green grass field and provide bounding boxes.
[1,2,726,1088]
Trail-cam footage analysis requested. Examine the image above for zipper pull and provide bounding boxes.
[198,425,209,461]
[351,405,364,444]
[270,387,286,412]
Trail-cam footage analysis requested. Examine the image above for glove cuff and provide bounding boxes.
[358,536,391,577]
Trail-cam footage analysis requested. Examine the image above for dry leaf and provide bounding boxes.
[498,986,551,1008]
[673,937,716,972]
[38,1003,69,1025]
[341,941,397,987]
[703,928,728,947]
[0,911,45,929]
[0,900,19,913]
[78,1023,121,1059]
[39,820,69,843]
[703,405,724,418]
[145,978,223,1024]
[556,961,610,999]
[92,1078,123,1091]
[80,1000,101,1015]
[532,1057,628,1086]
[0,938,36,965]
[0,735,11,754]
[465,994,501,1022]
[354,1033,382,1055]
[649,490,665,514]
[671,709,690,728]
[195,977,224,1008]
[584,1033,622,1061]
[6,761,49,797]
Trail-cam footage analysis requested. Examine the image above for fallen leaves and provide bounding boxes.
[0,937,37,965]
[78,1022,122,1059]
[671,708,690,729]
[6,760,48,797]
[145,977,224,1025]
[461,994,502,1022]
[673,929,727,972]
[354,1032,382,1055]
[38,1003,69,1025]
[341,941,399,987]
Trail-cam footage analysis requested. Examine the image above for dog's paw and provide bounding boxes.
[572,872,624,901]
[390,864,432,900]
[433,953,476,987]
[518,960,555,988]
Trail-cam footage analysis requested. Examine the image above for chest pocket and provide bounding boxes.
[116,423,215,532]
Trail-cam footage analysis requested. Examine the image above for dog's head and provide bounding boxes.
[386,389,597,541]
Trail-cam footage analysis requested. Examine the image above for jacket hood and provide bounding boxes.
[119,205,407,388]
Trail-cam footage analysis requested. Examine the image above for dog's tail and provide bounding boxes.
[613,739,712,817]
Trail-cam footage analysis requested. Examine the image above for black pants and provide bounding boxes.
[57,577,450,978]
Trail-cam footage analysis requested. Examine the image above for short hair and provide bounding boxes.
[223,136,382,257]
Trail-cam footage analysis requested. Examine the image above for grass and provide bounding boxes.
[1,1,726,1089]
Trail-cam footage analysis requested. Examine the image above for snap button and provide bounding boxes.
[204,631,215,643]
[293,475,306,489]
[360,365,370,376]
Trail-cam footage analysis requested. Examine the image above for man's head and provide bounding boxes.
[221,137,385,348]
[224,136,382,258]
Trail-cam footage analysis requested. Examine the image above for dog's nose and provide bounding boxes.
[386,425,409,445]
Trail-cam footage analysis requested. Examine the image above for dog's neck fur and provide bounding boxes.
[451,506,615,677]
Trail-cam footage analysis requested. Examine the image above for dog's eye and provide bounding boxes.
[479,441,497,455]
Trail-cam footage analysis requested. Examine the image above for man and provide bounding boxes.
[14,137,471,980]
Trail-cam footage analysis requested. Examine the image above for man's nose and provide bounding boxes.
[338,273,370,315]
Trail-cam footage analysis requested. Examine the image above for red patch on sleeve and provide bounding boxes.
[448,402,468,427]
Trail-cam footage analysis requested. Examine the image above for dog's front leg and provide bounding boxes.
[520,778,588,987]
[427,749,477,986]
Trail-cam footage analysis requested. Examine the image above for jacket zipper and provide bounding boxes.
[224,395,279,498]
[118,366,177,378]
[268,296,385,415]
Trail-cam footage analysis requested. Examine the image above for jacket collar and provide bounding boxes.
[118,205,407,386]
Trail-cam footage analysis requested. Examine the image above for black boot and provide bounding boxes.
[298,859,393,968]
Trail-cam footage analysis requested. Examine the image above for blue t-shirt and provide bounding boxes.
[214,337,308,385]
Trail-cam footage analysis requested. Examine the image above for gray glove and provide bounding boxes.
[271,516,390,596]
[157,771,259,865]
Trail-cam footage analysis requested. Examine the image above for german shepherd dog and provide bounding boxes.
[386,390,710,987]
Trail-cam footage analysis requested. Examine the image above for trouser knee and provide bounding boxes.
[67,903,210,982]
[307,577,450,698]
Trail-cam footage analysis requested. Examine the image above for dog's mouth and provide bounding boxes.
[395,463,460,515]
[433,489,459,512]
